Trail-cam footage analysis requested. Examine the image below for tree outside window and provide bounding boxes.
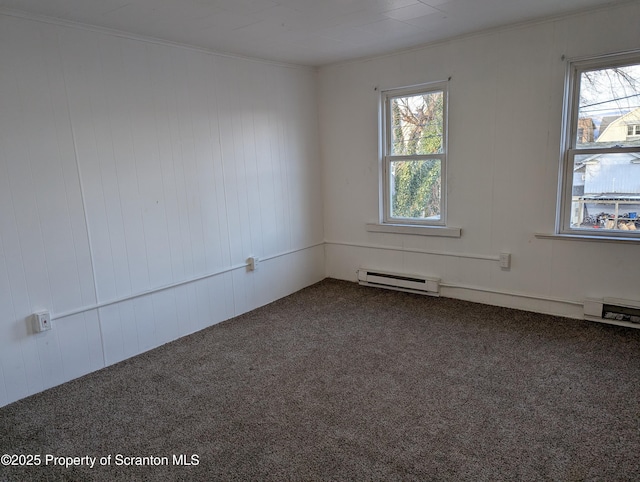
[382,83,448,225]
[560,54,640,237]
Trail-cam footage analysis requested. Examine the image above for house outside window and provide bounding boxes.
[559,52,640,238]
[381,82,448,226]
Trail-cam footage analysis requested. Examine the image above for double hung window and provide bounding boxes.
[381,83,447,226]
[559,53,640,238]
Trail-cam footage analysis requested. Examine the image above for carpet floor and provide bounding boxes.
[1,278,639,481]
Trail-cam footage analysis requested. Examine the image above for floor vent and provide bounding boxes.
[357,268,440,296]
[584,297,640,329]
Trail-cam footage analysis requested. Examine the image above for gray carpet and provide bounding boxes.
[1,278,639,481]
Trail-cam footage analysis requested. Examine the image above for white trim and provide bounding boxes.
[366,223,461,237]
[535,232,640,244]
[439,281,582,307]
[557,50,640,238]
[564,49,640,70]
[438,282,584,320]
[52,263,247,320]
[326,240,497,261]
[327,242,584,318]
[52,242,324,321]
[262,242,325,262]
[379,80,448,98]
[381,81,449,226]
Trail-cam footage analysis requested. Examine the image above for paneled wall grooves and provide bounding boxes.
[0,13,324,407]
[56,25,107,369]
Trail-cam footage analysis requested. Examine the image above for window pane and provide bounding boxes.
[576,63,640,148]
[570,153,640,231]
[390,91,443,155]
[390,159,441,220]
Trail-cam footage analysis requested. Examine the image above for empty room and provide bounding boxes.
[1,0,639,480]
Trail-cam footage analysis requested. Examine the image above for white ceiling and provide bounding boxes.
[0,0,629,66]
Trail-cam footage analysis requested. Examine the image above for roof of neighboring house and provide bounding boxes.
[580,152,640,194]
[598,107,640,142]
[598,115,620,135]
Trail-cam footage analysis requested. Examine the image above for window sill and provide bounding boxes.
[535,233,640,244]
[366,223,461,238]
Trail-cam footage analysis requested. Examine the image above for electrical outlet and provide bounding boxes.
[499,252,511,269]
[32,311,51,333]
[247,256,259,271]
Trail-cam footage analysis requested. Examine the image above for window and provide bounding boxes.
[559,53,640,238]
[381,82,447,226]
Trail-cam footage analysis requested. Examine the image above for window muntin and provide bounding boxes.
[382,83,447,225]
[560,54,640,237]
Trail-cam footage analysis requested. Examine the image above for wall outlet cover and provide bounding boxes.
[32,311,51,332]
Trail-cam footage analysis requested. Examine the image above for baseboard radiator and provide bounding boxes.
[584,297,640,329]
[357,268,440,296]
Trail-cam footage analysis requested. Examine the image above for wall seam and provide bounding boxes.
[57,28,107,368]
[0,8,313,71]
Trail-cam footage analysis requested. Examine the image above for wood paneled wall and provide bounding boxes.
[0,14,324,407]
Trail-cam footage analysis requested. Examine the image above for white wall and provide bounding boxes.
[3,3,639,409]
[319,2,640,318]
[0,13,324,407]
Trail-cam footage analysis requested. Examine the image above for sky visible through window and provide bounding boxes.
[570,60,640,232]
[577,64,640,148]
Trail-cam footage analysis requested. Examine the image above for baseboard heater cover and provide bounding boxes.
[584,297,640,329]
[357,268,440,296]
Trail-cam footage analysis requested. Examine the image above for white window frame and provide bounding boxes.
[381,81,448,227]
[557,51,640,239]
